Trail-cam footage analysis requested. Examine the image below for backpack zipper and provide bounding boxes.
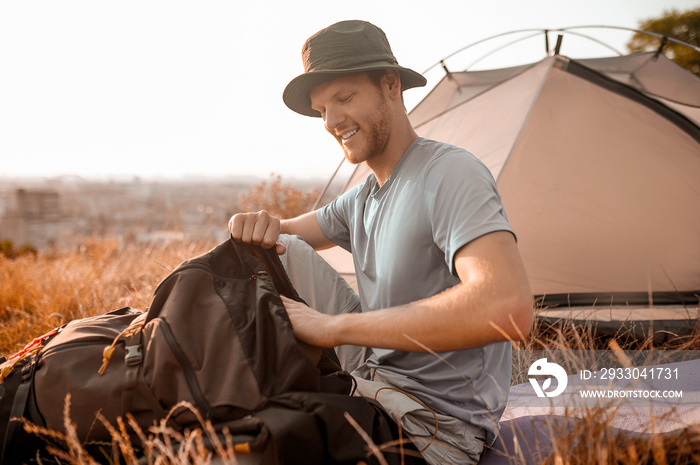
[38,336,119,360]
[37,318,132,357]
[156,319,213,419]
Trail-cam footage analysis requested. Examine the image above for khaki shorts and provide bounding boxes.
[353,371,486,465]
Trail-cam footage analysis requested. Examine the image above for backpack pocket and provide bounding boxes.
[32,308,144,442]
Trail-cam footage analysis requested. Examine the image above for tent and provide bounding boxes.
[317,48,700,336]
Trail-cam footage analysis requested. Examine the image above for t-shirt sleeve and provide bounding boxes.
[316,186,358,253]
[424,148,515,275]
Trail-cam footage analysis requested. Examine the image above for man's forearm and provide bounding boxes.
[329,281,532,352]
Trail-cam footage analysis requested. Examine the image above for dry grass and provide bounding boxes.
[1,237,699,464]
[0,237,218,356]
[19,395,241,464]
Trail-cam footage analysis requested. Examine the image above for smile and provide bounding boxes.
[341,128,359,140]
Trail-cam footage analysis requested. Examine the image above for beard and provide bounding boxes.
[338,90,391,165]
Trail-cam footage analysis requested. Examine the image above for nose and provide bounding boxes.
[324,106,345,134]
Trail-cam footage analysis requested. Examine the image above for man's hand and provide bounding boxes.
[228,210,334,253]
[229,210,286,255]
[281,296,337,348]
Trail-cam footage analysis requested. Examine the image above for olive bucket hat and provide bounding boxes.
[282,20,427,117]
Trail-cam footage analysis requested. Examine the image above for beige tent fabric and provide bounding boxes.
[497,63,700,294]
[414,58,553,181]
[320,53,700,299]
[409,63,535,128]
[578,53,700,107]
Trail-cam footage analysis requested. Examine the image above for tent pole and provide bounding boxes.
[557,30,623,55]
[544,29,550,55]
[440,60,453,80]
[564,25,700,53]
[425,25,699,76]
[311,157,345,211]
[464,31,543,70]
[653,36,668,60]
[554,34,564,55]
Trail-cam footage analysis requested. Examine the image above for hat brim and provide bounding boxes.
[283,65,427,117]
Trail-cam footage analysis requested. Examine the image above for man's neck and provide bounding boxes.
[367,123,419,187]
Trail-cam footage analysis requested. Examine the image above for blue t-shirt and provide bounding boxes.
[317,137,514,444]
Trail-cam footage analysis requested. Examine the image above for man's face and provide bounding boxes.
[309,72,391,165]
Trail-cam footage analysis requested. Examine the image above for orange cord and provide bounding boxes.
[98,323,143,375]
[0,328,59,382]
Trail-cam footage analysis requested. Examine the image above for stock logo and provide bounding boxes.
[528,358,568,397]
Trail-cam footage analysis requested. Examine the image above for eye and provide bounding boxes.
[339,93,354,104]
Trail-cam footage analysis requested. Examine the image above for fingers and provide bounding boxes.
[255,212,279,249]
[280,295,303,307]
[280,296,334,348]
[229,210,281,250]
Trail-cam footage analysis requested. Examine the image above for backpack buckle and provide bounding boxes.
[20,362,35,381]
[124,345,143,366]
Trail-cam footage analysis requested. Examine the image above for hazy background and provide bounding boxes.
[2,0,699,181]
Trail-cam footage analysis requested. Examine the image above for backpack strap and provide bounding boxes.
[0,361,35,465]
[122,331,166,419]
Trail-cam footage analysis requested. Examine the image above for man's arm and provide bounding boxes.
[229,210,333,254]
[283,230,533,352]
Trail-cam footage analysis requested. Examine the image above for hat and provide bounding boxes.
[283,20,427,117]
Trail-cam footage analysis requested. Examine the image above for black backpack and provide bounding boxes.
[0,238,423,464]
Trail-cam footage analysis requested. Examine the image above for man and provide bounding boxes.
[230,20,532,464]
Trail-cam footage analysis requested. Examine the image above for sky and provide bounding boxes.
[1,0,699,181]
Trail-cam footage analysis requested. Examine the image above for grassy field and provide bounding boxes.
[1,237,698,464]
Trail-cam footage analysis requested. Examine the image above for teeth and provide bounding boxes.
[341,129,359,139]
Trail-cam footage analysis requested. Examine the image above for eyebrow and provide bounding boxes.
[311,86,355,113]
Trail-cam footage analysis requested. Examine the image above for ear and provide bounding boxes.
[383,70,402,99]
